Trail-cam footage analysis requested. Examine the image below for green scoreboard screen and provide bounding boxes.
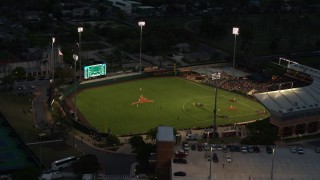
[84,64,107,79]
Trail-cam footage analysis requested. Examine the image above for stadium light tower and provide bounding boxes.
[232,27,239,78]
[138,21,145,73]
[78,27,83,79]
[208,72,221,180]
[51,37,55,81]
[73,54,78,147]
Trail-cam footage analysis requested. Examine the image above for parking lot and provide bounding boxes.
[172,144,320,180]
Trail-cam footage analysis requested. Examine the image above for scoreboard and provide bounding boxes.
[84,64,107,79]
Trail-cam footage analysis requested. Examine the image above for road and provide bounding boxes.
[67,136,135,175]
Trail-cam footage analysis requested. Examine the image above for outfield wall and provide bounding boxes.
[63,71,177,97]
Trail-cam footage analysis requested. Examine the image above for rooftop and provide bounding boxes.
[157,126,175,142]
[254,58,320,118]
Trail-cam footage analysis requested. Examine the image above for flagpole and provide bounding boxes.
[58,49,63,88]
[59,49,60,87]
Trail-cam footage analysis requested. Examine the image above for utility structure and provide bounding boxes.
[232,27,239,78]
[78,27,83,79]
[208,72,221,180]
[138,21,145,73]
[72,54,78,147]
[51,37,55,81]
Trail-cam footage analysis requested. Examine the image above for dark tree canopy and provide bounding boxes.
[241,119,279,145]
[130,135,145,151]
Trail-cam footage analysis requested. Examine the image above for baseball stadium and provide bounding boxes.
[64,59,320,139]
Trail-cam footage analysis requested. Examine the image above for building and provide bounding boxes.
[254,58,320,139]
[106,0,141,14]
[156,126,175,179]
[136,6,156,16]
[0,47,61,79]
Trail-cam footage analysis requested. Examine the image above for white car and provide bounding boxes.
[226,154,232,163]
[217,145,222,151]
[291,146,297,153]
[183,143,189,151]
[298,147,304,154]
[241,146,248,153]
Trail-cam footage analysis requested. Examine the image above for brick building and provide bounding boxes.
[155,126,175,179]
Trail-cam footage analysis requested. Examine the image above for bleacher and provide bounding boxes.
[254,59,320,119]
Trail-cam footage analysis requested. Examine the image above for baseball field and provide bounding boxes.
[75,77,269,135]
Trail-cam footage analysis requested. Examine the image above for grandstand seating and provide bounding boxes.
[254,59,320,120]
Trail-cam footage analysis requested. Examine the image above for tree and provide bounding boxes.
[72,154,101,175]
[145,128,157,141]
[130,135,145,151]
[241,119,279,145]
[11,67,26,79]
[105,134,120,147]
[135,143,156,174]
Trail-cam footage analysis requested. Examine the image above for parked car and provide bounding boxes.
[212,153,219,162]
[229,145,236,152]
[197,144,203,151]
[173,158,187,164]
[211,144,216,151]
[298,147,304,154]
[205,152,211,161]
[248,146,254,153]
[174,150,187,159]
[183,143,189,151]
[235,145,241,152]
[253,146,260,153]
[222,145,228,153]
[226,154,232,163]
[241,146,248,153]
[217,145,222,151]
[191,144,197,151]
[204,143,209,151]
[174,171,186,176]
[266,146,273,154]
[291,146,297,153]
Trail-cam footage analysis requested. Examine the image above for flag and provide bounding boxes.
[59,49,63,56]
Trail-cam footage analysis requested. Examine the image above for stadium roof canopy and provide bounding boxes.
[254,58,320,118]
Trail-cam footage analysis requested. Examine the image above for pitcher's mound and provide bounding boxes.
[227,105,237,111]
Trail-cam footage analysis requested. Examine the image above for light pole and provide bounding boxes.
[78,27,83,79]
[51,37,55,81]
[73,54,78,147]
[232,27,239,78]
[138,21,145,73]
[208,72,221,180]
[208,147,212,180]
[271,146,277,180]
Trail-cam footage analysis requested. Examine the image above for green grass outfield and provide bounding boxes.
[76,77,269,135]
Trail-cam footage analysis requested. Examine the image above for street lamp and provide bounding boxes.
[73,54,78,147]
[208,72,221,180]
[208,147,212,180]
[232,27,239,78]
[138,21,145,73]
[271,146,277,180]
[78,27,83,79]
[51,37,55,81]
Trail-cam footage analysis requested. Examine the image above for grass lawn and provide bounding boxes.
[76,77,269,135]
